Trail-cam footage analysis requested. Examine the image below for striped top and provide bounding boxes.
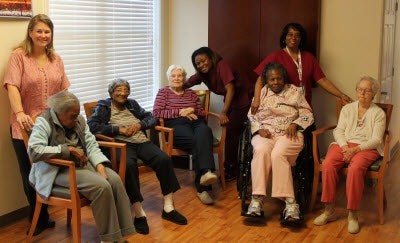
[153,87,206,119]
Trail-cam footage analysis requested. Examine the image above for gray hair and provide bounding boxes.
[356,76,380,95]
[108,78,131,96]
[166,64,187,81]
[47,91,80,114]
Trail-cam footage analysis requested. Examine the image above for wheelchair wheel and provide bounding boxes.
[293,124,315,213]
[237,120,254,216]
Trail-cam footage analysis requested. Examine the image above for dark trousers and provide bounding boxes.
[116,140,180,203]
[224,105,250,177]
[165,118,215,192]
[11,136,49,225]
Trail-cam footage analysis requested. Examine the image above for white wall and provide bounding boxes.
[392,1,400,152]
[167,0,225,136]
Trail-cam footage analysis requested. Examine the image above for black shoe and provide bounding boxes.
[134,216,149,234]
[26,218,56,236]
[162,210,187,225]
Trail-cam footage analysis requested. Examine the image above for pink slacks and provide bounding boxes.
[321,143,380,210]
[251,133,304,198]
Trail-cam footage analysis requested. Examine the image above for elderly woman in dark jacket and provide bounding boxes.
[87,78,187,235]
[28,91,135,243]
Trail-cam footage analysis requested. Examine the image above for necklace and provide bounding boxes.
[285,46,303,88]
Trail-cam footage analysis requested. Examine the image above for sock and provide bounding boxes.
[325,203,335,215]
[163,193,174,213]
[133,202,146,218]
[252,195,264,202]
[285,197,296,204]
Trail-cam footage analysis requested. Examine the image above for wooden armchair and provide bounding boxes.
[23,117,127,243]
[309,100,393,224]
[83,101,174,171]
[158,90,227,190]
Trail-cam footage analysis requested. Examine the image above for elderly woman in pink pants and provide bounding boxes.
[246,62,314,226]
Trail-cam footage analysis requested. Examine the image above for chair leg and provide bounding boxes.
[71,208,82,243]
[377,179,385,224]
[218,151,226,190]
[309,171,320,212]
[26,201,43,242]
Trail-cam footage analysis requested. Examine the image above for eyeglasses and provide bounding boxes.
[114,88,130,94]
[356,87,373,94]
[286,33,301,39]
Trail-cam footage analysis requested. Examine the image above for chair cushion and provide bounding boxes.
[320,156,382,172]
[50,185,85,199]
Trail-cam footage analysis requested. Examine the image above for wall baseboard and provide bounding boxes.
[0,206,29,228]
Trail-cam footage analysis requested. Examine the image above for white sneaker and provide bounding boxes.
[200,170,218,186]
[197,191,214,205]
[283,202,300,220]
[246,197,264,216]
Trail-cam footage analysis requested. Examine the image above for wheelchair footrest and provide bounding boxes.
[279,212,304,227]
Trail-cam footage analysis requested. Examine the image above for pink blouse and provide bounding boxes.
[3,48,70,139]
[248,84,314,137]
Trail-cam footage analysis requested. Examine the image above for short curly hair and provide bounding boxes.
[261,62,288,86]
[108,78,130,96]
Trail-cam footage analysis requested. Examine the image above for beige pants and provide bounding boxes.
[250,133,304,198]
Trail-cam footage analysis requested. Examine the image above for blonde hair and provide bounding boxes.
[16,14,56,61]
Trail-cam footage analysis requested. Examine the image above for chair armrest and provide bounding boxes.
[154,124,174,157]
[95,133,115,142]
[97,141,127,185]
[379,130,392,171]
[207,112,227,145]
[312,125,336,167]
[312,125,336,137]
[45,158,80,201]
[207,111,222,121]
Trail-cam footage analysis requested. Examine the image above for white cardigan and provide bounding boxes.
[333,101,386,156]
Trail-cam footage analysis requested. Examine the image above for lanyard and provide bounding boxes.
[285,46,303,87]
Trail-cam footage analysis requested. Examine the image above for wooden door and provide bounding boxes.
[208,0,261,85]
[209,0,321,85]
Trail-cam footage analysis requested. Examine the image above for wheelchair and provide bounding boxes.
[237,120,315,224]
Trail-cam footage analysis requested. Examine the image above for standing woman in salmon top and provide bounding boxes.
[3,14,70,235]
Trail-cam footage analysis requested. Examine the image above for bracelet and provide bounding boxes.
[15,111,24,115]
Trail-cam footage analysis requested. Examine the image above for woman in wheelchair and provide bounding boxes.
[313,76,385,234]
[246,62,314,225]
